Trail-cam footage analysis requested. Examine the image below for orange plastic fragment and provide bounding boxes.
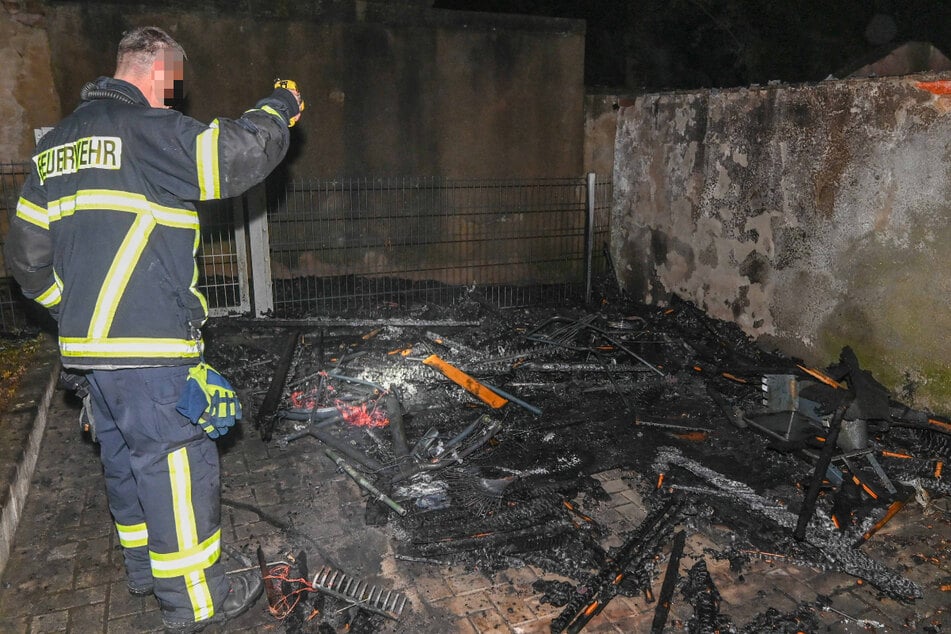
[928,418,951,434]
[721,372,748,384]
[881,450,913,459]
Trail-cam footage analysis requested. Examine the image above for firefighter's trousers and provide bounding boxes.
[86,365,229,624]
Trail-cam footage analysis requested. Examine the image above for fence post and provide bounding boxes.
[246,183,274,317]
[584,172,596,305]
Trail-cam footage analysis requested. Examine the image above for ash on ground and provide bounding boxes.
[203,292,951,633]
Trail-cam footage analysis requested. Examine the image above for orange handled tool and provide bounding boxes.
[422,354,507,409]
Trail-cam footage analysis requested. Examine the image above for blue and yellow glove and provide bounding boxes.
[176,363,242,439]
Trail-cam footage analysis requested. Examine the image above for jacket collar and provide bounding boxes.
[84,76,150,106]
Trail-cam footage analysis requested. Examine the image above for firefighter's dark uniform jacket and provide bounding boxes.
[5,77,299,626]
[6,76,296,368]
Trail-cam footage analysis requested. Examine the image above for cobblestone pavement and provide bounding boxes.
[1,384,950,633]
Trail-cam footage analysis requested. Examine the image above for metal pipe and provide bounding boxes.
[585,172,595,305]
[307,427,385,472]
[480,382,542,416]
[325,449,406,516]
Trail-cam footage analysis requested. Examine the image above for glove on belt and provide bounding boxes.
[176,363,242,439]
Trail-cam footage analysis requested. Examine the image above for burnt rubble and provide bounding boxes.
[202,293,951,632]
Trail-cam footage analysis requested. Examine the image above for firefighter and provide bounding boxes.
[5,26,302,633]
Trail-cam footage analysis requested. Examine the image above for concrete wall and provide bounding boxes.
[583,93,620,177]
[29,2,585,180]
[612,75,951,413]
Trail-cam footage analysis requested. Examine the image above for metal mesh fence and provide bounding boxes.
[195,197,249,314]
[1,163,615,327]
[268,176,612,316]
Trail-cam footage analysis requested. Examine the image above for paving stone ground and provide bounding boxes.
[1,383,950,633]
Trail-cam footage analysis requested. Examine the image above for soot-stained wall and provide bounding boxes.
[613,76,951,412]
[38,2,585,180]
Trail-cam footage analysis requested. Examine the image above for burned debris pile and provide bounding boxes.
[204,295,951,632]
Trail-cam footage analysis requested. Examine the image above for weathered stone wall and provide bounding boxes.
[613,75,951,412]
[0,3,60,277]
[34,2,584,180]
[0,3,59,162]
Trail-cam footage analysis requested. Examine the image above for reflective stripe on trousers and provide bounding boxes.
[86,366,228,623]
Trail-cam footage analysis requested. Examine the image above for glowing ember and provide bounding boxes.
[289,389,316,409]
[335,399,389,428]
[916,80,951,95]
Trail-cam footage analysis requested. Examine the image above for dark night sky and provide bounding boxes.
[432,0,951,91]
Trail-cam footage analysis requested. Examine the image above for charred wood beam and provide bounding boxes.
[650,529,686,634]
[425,331,482,358]
[257,328,302,441]
[551,496,684,634]
[408,518,574,557]
[682,559,731,634]
[654,447,922,600]
[794,400,849,541]
[386,393,413,478]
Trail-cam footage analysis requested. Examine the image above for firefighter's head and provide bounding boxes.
[115,26,186,109]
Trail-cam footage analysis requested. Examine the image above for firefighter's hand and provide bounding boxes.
[286,86,303,127]
[273,78,304,127]
[176,363,242,439]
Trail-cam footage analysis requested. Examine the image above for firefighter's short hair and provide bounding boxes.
[116,26,186,73]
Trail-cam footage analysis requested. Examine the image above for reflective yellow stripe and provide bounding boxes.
[169,448,197,549]
[35,280,62,308]
[158,448,217,620]
[196,122,220,201]
[116,522,148,549]
[88,214,155,339]
[15,197,48,229]
[257,104,287,124]
[47,190,199,228]
[190,230,208,318]
[149,530,222,578]
[59,337,202,358]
